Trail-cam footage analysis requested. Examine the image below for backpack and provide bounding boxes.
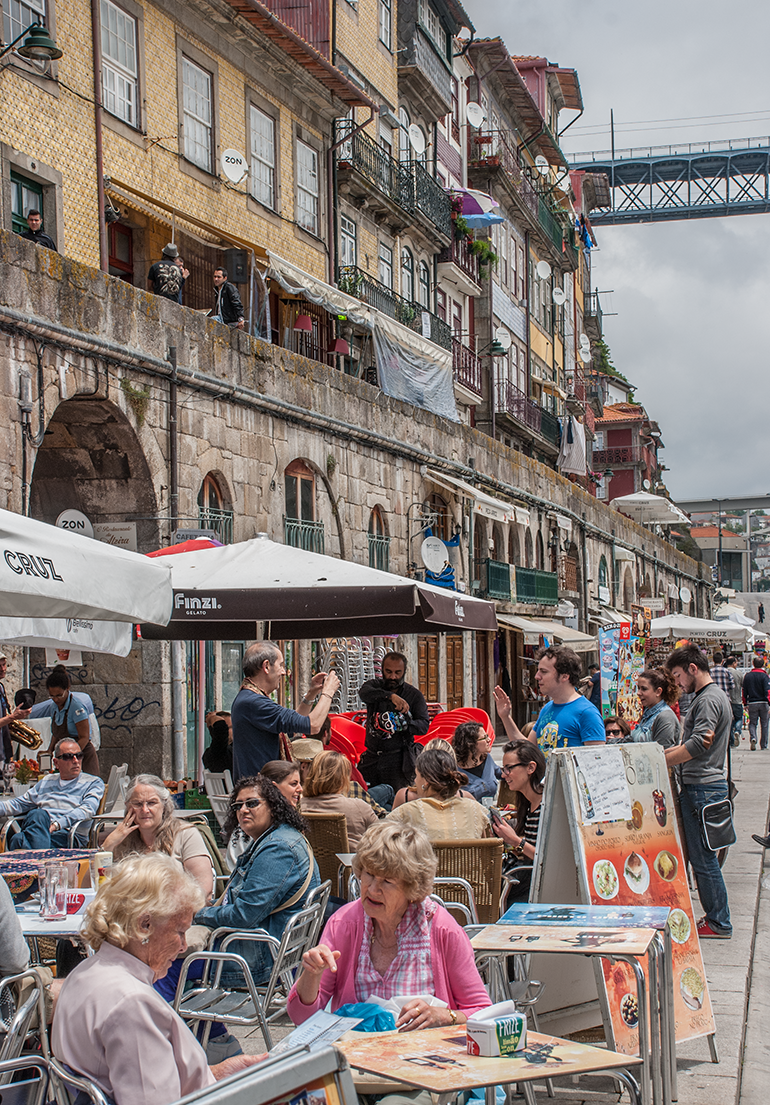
[153,260,183,298]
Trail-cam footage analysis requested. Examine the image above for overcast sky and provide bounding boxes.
[463,1,770,501]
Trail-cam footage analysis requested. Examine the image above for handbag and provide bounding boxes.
[700,798,736,851]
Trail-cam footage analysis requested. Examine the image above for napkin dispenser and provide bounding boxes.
[466,1001,527,1057]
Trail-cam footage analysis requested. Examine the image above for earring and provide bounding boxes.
[141,935,150,945]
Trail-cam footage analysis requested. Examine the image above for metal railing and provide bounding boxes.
[438,232,481,285]
[401,25,452,107]
[469,130,540,221]
[368,533,390,572]
[515,567,559,605]
[452,338,483,397]
[336,265,452,350]
[585,290,603,331]
[476,558,511,602]
[568,135,770,163]
[593,446,644,466]
[403,160,452,238]
[335,122,410,210]
[197,508,234,544]
[540,409,561,447]
[284,518,325,554]
[495,378,542,433]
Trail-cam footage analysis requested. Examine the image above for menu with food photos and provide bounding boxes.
[567,743,714,1053]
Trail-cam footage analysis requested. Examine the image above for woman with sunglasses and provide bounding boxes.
[194,775,319,989]
[452,722,500,801]
[491,741,546,905]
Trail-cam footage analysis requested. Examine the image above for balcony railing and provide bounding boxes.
[335,122,410,211]
[368,533,390,572]
[438,233,481,286]
[584,290,603,337]
[515,567,559,605]
[400,26,452,110]
[403,160,452,239]
[337,265,452,350]
[540,409,561,447]
[495,379,542,433]
[452,338,483,397]
[175,510,234,544]
[593,446,644,466]
[476,558,511,602]
[284,517,325,554]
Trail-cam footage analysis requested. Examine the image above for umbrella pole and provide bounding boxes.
[197,640,206,784]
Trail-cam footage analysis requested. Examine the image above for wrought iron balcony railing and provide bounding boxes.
[337,265,452,350]
[593,446,644,466]
[515,567,559,605]
[334,122,411,211]
[438,232,481,285]
[402,160,452,238]
[368,533,390,572]
[284,517,325,554]
[452,338,483,397]
[495,379,542,433]
[540,409,561,447]
[197,508,234,544]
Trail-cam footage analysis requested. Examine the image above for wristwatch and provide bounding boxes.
[448,1009,458,1026]
[514,838,526,858]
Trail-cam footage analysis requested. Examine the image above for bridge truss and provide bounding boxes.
[570,137,770,225]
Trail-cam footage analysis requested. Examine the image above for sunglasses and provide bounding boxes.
[233,798,261,811]
[606,728,623,736]
[57,752,84,761]
[501,762,525,775]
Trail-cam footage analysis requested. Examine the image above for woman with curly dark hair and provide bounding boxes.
[452,721,500,801]
[633,668,681,748]
[195,775,319,987]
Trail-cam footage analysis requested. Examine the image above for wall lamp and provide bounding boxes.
[1,22,63,61]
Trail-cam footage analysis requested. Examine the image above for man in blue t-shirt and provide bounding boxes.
[494,646,605,753]
[231,641,340,781]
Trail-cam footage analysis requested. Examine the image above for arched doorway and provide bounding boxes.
[623,568,634,611]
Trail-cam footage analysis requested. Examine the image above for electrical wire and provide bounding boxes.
[568,107,770,133]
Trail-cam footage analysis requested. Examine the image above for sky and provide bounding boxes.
[462,1,770,500]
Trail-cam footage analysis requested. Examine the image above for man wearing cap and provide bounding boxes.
[290,739,391,815]
[0,652,31,767]
[147,243,186,301]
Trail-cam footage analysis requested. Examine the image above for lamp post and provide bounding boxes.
[480,335,508,441]
[1,22,62,61]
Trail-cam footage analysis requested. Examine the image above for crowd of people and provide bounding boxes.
[0,635,755,1105]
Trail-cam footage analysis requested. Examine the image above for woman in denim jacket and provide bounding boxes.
[195,775,319,986]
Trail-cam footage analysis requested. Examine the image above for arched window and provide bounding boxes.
[536,531,544,571]
[398,107,410,162]
[524,529,533,568]
[598,556,608,588]
[198,473,223,513]
[401,247,415,302]
[368,506,389,571]
[198,473,233,542]
[285,461,323,551]
[418,260,431,308]
[508,528,520,566]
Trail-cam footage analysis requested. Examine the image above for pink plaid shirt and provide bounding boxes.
[355,899,438,1001]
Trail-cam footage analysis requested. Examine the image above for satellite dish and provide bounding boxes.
[536,260,552,280]
[579,347,592,363]
[642,479,651,490]
[535,155,549,177]
[466,101,486,128]
[408,124,426,155]
[680,586,692,604]
[579,333,591,350]
[552,287,566,305]
[220,149,248,184]
[421,536,448,574]
[494,327,512,351]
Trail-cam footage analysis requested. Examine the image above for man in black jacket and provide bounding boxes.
[358,652,430,792]
[19,210,57,251]
[742,655,770,750]
[210,267,244,330]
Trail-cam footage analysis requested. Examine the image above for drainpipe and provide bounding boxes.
[524,229,532,400]
[580,512,589,630]
[326,107,377,284]
[90,0,108,271]
[167,345,185,776]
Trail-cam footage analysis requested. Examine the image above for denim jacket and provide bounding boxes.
[195,822,319,986]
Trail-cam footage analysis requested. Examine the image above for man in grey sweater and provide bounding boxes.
[666,644,733,939]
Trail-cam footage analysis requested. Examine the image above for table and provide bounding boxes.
[15,899,87,966]
[336,1025,643,1105]
[474,903,675,1105]
[0,848,94,902]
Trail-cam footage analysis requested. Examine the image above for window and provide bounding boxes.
[379,119,393,158]
[452,300,462,338]
[10,170,42,235]
[450,77,460,142]
[598,556,609,588]
[108,223,133,282]
[378,0,391,50]
[3,0,45,46]
[340,215,357,267]
[368,507,389,572]
[285,461,315,521]
[418,260,431,308]
[418,0,448,57]
[401,247,414,302]
[198,472,233,543]
[182,56,213,172]
[249,105,275,209]
[296,139,319,235]
[435,286,446,320]
[398,107,410,163]
[378,242,393,289]
[101,0,138,126]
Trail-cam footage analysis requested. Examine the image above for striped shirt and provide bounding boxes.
[0,772,104,829]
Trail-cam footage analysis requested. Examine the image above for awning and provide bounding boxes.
[611,492,691,526]
[497,613,596,652]
[0,617,133,657]
[593,606,631,626]
[650,614,753,646]
[426,469,528,525]
[267,252,371,327]
[614,547,635,563]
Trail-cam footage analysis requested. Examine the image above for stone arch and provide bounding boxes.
[536,530,545,571]
[524,528,534,568]
[29,397,159,550]
[284,456,344,557]
[508,527,520,566]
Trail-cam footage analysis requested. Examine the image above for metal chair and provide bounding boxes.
[0,1056,52,1105]
[48,1055,111,1105]
[174,900,323,1050]
[432,839,504,923]
[0,969,49,1069]
[302,812,349,895]
[430,876,478,924]
[305,879,332,944]
[203,770,233,795]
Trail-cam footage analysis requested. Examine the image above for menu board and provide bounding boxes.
[568,744,714,1054]
[573,747,632,823]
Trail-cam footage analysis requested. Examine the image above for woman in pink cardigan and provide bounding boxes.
[287,821,490,1030]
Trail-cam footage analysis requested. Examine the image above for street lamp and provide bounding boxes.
[1,22,63,61]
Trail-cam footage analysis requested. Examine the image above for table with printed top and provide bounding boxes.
[471,903,674,1105]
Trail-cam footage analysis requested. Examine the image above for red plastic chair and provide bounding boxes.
[416,707,495,747]
[329,715,367,756]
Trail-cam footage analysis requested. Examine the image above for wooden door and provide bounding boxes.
[418,635,439,703]
[476,633,489,713]
[446,635,464,710]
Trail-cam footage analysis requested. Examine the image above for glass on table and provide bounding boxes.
[40,862,68,921]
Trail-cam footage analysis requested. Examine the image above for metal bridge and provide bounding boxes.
[570,136,770,225]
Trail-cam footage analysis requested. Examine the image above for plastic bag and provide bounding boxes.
[334,1002,397,1032]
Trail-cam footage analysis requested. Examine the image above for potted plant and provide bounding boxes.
[11,757,38,795]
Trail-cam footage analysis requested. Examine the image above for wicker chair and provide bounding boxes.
[302,812,349,893]
[432,838,504,924]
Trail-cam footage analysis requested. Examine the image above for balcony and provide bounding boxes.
[198,507,234,544]
[476,558,511,602]
[335,124,412,233]
[515,567,559,606]
[337,265,452,350]
[437,232,481,296]
[285,518,325,554]
[593,446,644,467]
[540,409,561,448]
[584,291,603,341]
[402,160,452,243]
[452,338,483,398]
[368,533,390,572]
[398,26,452,120]
[495,379,542,434]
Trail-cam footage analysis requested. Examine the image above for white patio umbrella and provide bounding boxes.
[649,614,753,646]
[0,616,133,657]
[610,492,690,526]
[713,603,755,627]
[0,508,172,624]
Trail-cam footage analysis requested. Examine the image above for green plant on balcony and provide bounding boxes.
[338,270,365,299]
[468,238,498,275]
[399,303,417,325]
[454,214,471,240]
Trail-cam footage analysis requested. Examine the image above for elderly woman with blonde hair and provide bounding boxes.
[287,821,489,1031]
[51,853,263,1105]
